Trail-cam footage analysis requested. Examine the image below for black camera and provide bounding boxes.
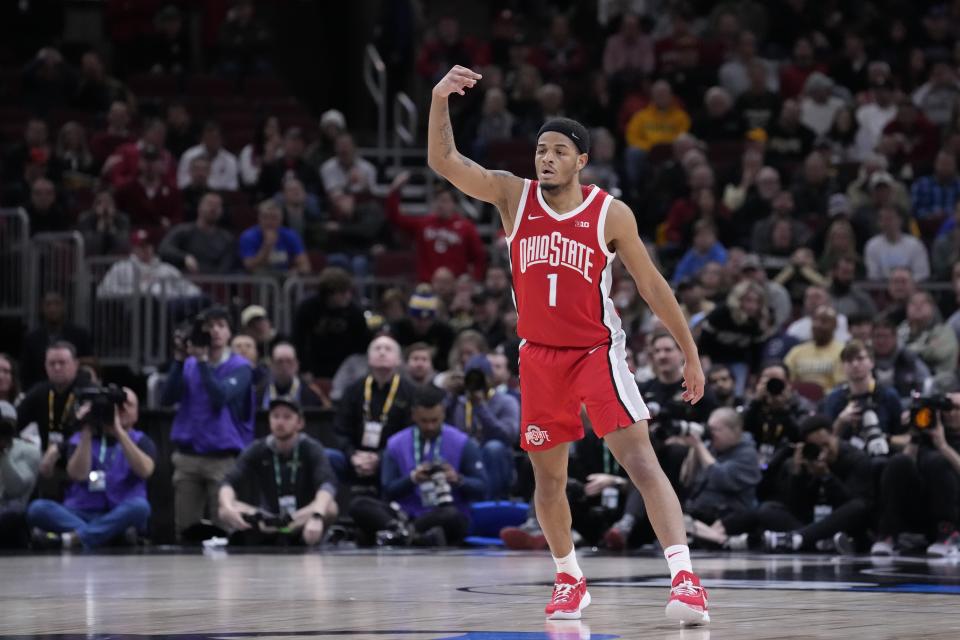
[175,312,213,351]
[766,377,786,396]
[464,368,487,394]
[76,384,127,434]
[242,510,293,529]
[911,394,956,431]
[802,442,822,462]
[0,419,15,447]
[647,400,705,440]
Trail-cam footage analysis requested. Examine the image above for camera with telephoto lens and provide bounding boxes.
[76,384,127,435]
[463,368,487,394]
[429,465,454,505]
[175,312,212,351]
[850,394,888,456]
[766,377,787,396]
[646,399,705,440]
[910,393,957,444]
[802,442,822,462]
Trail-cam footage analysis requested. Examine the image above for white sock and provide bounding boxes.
[553,548,583,580]
[792,533,804,551]
[664,544,693,580]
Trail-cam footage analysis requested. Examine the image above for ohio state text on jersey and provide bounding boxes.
[507,179,622,349]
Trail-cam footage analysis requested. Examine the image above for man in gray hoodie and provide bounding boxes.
[681,407,761,523]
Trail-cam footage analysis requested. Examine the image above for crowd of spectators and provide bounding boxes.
[2,1,960,554]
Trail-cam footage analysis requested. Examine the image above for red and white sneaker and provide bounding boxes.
[545,572,591,620]
[665,570,710,625]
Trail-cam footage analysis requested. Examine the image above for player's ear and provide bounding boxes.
[577,153,588,171]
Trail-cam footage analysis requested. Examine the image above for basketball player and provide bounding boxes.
[427,66,709,625]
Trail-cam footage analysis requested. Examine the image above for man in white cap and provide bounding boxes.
[241,304,275,361]
[306,109,347,168]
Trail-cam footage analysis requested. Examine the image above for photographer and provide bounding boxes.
[742,362,815,478]
[681,408,762,541]
[26,388,155,550]
[761,415,874,552]
[349,385,487,546]
[872,391,960,556]
[639,332,716,493]
[161,307,255,538]
[218,398,338,547]
[446,354,519,499]
[17,341,90,481]
[0,402,41,548]
[705,415,874,552]
[822,340,906,455]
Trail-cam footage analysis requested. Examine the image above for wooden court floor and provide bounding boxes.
[1,549,959,639]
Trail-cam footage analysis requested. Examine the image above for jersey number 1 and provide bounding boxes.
[547,273,558,307]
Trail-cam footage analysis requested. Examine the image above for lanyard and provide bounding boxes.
[603,445,620,475]
[364,374,400,424]
[413,429,442,467]
[98,437,108,466]
[48,390,75,435]
[273,444,301,490]
[263,378,301,409]
[464,389,495,434]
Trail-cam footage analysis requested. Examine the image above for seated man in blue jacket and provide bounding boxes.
[349,384,487,546]
[27,388,155,549]
[161,306,255,539]
[447,354,519,499]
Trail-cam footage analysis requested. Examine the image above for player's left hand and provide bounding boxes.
[681,359,705,404]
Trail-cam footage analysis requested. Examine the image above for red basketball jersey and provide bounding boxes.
[507,179,622,349]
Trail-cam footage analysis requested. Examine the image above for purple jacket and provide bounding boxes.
[65,430,152,511]
[384,425,471,518]
[168,354,255,453]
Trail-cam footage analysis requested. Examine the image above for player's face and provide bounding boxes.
[535,132,586,191]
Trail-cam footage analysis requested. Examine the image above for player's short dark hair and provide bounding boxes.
[537,117,590,154]
[412,384,445,409]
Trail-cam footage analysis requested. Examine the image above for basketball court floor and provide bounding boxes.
[1,549,959,639]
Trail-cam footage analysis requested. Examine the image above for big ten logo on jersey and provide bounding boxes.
[424,226,462,253]
[574,220,590,228]
[518,231,596,283]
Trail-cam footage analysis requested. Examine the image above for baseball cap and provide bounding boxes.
[828,193,851,217]
[268,397,303,416]
[240,305,268,327]
[740,254,763,271]
[869,171,895,190]
[320,109,346,130]
[408,286,439,319]
[0,400,16,424]
[130,228,153,247]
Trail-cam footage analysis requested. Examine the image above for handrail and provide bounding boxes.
[393,93,417,145]
[363,44,387,161]
[0,207,30,318]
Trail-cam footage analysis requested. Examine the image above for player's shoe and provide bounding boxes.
[665,570,710,625]
[545,572,591,620]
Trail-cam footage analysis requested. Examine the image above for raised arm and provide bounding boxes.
[606,199,705,404]
[427,66,524,222]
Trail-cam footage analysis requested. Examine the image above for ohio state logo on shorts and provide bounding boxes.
[525,424,551,447]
